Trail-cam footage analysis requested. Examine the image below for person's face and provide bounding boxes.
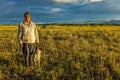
[24,14,31,22]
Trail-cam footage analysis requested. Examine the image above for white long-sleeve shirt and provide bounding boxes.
[18,21,39,43]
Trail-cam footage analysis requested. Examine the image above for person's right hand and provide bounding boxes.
[20,41,23,47]
[36,42,40,48]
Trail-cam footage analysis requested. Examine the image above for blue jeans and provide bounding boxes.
[22,43,36,67]
[22,43,36,57]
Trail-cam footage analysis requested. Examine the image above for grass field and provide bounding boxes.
[0,25,120,80]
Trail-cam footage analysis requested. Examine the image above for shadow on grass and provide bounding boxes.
[0,56,10,67]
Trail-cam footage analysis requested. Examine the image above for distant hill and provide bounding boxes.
[54,20,120,25]
[83,20,120,24]
[105,20,120,24]
[0,19,120,25]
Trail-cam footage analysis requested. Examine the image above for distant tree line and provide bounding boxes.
[0,23,119,27]
[36,23,120,28]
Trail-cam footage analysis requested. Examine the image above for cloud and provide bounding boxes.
[53,0,103,5]
[0,0,120,24]
[0,0,16,7]
[50,8,62,13]
[90,0,103,2]
[53,0,79,3]
[0,0,16,15]
[53,0,104,4]
[53,0,90,5]
[105,0,120,9]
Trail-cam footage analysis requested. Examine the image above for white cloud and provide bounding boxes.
[53,0,103,5]
[27,6,62,13]
[50,8,62,13]
[90,0,103,2]
[104,0,120,10]
[53,0,79,4]
[51,8,61,12]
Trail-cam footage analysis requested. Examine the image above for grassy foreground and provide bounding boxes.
[0,25,120,80]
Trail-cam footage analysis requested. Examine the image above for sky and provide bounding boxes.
[0,0,120,24]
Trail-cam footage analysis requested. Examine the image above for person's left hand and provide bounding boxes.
[36,42,40,47]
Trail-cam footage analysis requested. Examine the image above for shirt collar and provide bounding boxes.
[24,21,32,25]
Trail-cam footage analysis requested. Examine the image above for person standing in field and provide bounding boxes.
[18,12,39,67]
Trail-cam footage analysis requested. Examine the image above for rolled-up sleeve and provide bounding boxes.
[18,23,23,44]
[35,26,39,43]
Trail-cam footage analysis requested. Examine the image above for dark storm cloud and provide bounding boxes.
[0,0,120,24]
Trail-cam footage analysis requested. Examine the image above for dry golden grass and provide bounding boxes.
[0,25,120,80]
